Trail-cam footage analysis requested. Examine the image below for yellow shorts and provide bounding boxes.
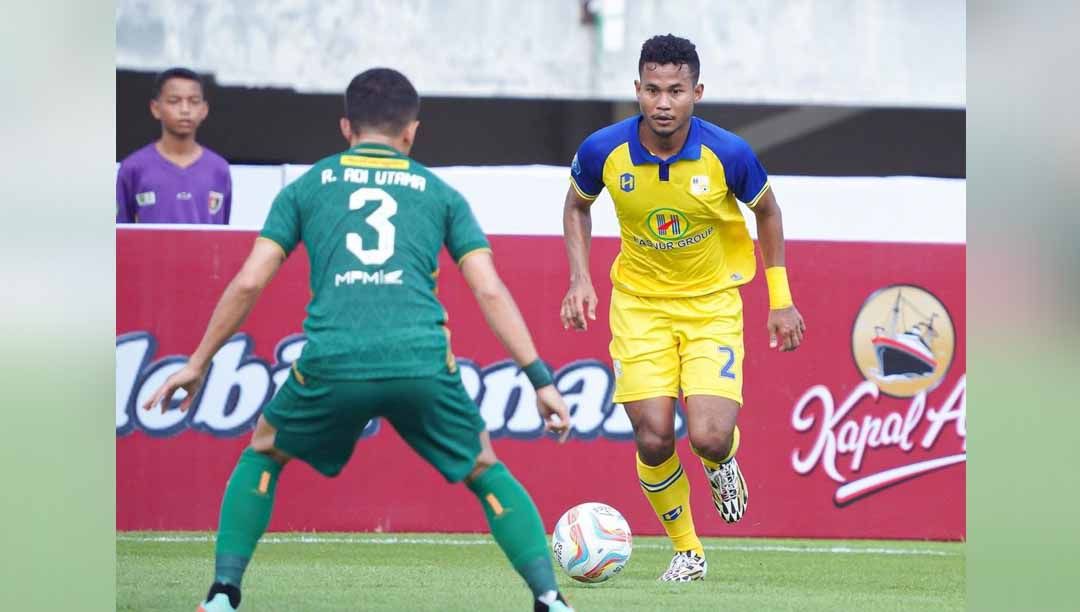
[609,287,744,405]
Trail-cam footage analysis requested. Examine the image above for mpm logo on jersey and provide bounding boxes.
[619,173,635,192]
[334,269,403,286]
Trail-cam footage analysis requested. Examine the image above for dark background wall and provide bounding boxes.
[117,70,964,177]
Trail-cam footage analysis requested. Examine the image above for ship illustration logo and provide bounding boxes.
[851,285,956,398]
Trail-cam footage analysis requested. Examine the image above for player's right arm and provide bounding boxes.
[560,187,599,331]
[144,182,301,412]
[460,251,571,441]
[142,238,286,412]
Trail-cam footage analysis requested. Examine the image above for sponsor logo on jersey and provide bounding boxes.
[208,191,224,214]
[334,269,404,287]
[177,191,192,200]
[646,208,690,240]
[791,284,963,507]
[619,172,635,192]
[341,155,410,170]
[135,191,156,207]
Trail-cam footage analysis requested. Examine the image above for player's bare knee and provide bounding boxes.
[635,431,676,466]
[249,433,290,466]
[689,428,734,463]
[250,428,274,452]
[466,448,498,482]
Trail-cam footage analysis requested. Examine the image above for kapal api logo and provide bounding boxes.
[116,332,691,440]
[790,285,965,507]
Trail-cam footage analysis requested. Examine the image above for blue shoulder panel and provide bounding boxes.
[696,118,770,205]
[570,116,637,198]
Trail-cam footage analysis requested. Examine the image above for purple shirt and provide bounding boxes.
[116,143,232,224]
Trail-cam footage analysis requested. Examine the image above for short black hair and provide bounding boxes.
[638,34,700,83]
[344,68,420,136]
[152,67,205,99]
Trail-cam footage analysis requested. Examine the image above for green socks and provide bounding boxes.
[214,448,283,586]
[210,451,555,601]
[467,462,559,598]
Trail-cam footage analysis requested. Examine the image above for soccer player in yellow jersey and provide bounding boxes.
[560,34,805,582]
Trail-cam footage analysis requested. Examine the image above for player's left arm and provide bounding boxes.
[143,238,286,411]
[752,188,805,352]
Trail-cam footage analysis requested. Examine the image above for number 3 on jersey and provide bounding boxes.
[346,187,398,265]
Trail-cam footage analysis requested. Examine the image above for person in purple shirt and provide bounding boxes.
[117,67,232,224]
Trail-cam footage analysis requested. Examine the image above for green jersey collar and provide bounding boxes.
[349,142,403,156]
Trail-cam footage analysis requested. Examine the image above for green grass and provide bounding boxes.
[117,532,964,611]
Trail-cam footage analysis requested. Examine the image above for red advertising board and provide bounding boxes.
[117,229,965,540]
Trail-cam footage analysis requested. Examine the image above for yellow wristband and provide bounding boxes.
[765,266,793,310]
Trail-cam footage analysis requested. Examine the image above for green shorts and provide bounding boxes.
[262,365,485,482]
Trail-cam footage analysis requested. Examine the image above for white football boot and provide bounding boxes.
[196,593,236,612]
[658,550,708,582]
[705,456,749,523]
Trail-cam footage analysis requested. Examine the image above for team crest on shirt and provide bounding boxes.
[619,172,635,192]
[690,175,710,195]
[208,191,225,214]
[135,191,156,207]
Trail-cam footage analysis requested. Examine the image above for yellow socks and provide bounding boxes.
[696,425,741,470]
[636,452,704,556]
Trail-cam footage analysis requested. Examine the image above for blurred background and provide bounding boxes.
[115,0,964,173]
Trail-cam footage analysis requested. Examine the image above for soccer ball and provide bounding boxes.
[551,502,632,583]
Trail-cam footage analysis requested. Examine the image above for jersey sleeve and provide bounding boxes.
[445,189,491,263]
[569,136,607,200]
[727,138,771,207]
[259,182,301,255]
[115,163,135,223]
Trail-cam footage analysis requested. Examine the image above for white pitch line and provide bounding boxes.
[117,534,960,557]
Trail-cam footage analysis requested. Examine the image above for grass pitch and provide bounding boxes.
[117,532,963,611]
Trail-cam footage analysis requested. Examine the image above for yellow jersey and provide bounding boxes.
[570,116,770,298]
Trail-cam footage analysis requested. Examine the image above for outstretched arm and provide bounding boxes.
[143,237,286,411]
[752,189,805,351]
[460,250,571,440]
[460,250,543,367]
[560,187,599,330]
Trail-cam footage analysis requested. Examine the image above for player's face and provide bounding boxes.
[635,63,703,138]
[151,78,208,138]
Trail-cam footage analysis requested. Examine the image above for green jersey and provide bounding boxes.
[260,143,490,380]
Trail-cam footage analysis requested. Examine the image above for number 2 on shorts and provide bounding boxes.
[718,346,736,379]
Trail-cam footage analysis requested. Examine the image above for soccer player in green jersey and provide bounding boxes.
[144,68,576,612]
